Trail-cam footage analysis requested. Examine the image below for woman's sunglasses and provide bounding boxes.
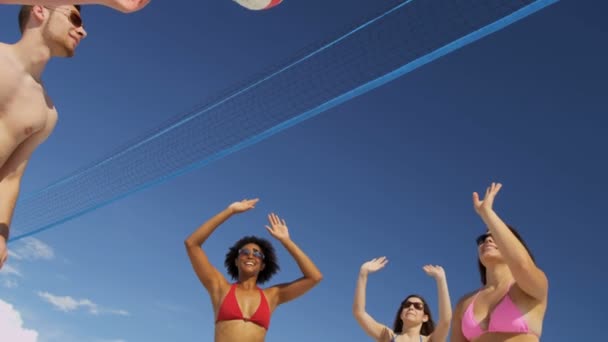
[476,232,492,246]
[44,6,83,28]
[238,248,265,260]
[403,301,424,311]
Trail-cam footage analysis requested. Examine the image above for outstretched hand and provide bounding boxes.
[473,182,502,217]
[265,213,290,242]
[423,264,445,281]
[360,256,388,275]
[103,0,150,13]
[228,198,259,214]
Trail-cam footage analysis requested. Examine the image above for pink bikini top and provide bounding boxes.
[461,283,539,340]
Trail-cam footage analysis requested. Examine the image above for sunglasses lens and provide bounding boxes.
[404,301,424,310]
[239,248,264,259]
[477,233,489,245]
[70,13,82,27]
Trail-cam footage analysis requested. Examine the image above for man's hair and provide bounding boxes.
[18,5,81,33]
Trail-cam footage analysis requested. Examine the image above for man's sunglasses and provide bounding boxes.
[44,6,83,28]
[476,232,492,246]
[238,248,265,260]
[403,301,424,311]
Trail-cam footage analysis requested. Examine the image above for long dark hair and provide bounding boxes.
[477,224,535,285]
[392,294,435,336]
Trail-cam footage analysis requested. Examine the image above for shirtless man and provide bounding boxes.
[0,4,89,269]
[1,0,150,13]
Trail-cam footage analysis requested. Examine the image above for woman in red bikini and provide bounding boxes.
[184,198,323,342]
[450,183,549,342]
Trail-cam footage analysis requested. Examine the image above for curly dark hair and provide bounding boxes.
[224,236,279,285]
[477,224,535,285]
[392,294,435,336]
[18,4,81,33]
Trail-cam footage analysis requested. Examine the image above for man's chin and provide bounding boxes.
[57,45,76,58]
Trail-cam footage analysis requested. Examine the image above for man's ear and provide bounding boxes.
[31,5,48,24]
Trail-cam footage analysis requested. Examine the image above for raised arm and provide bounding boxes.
[0,0,150,13]
[184,199,258,298]
[423,265,452,342]
[265,213,323,306]
[352,257,391,341]
[473,183,548,300]
[0,111,57,269]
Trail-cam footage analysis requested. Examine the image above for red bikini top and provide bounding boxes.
[216,283,271,330]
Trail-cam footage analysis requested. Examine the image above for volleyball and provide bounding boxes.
[233,0,282,10]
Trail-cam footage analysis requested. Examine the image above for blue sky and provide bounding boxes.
[1,0,607,341]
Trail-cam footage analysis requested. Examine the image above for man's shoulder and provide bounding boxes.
[0,42,11,53]
[0,43,15,65]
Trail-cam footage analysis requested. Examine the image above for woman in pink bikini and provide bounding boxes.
[450,183,549,342]
[184,198,323,342]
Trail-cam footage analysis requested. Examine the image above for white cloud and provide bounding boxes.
[107,310,131,316]
[0,299,39,342]
[0,264,21,288]
[8,249,24,260]
[37,292,130,317]
[13,238,54,261]
[0,264,22,277]
[2,278,18,288]
[37,292,94,313]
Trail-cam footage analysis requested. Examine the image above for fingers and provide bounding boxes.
[372,256,389,269]
[371,256,387,263]
[423,264,444,273]
[236,198,259,210]
[268,213,277,225]
[364,256,388,269]
[264,226,275,236]
[267,213,286,227]
[424,264,442,269]
[472,192,480,205]
[493,182,503,194]
[474,182,503,203]
[487,182,503,196]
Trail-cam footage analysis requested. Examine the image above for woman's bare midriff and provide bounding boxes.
[214,320,267,342]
